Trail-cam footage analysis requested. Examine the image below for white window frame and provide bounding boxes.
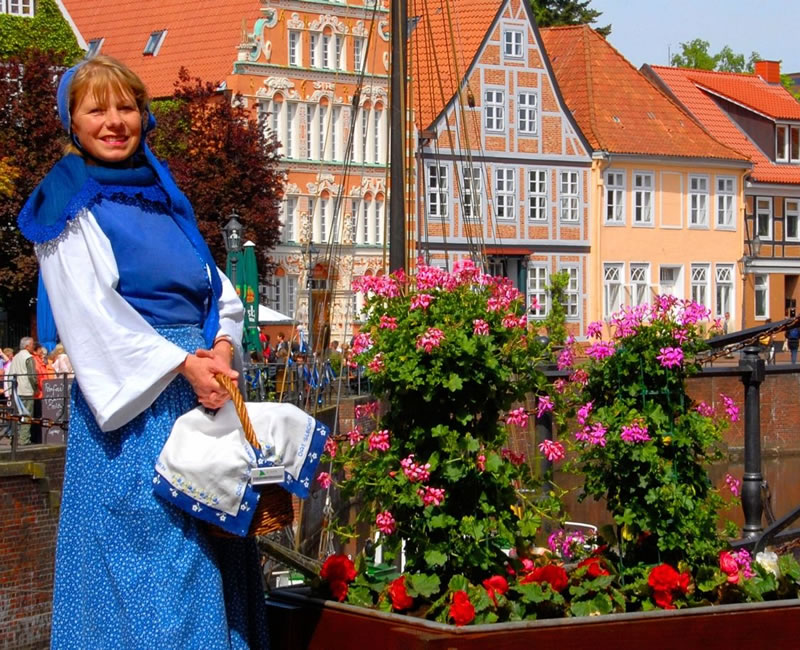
[629,263,650,307]
[786,199,800,241]
[374,199,384,245]
[503,30,524,58]
[716,176,736,229]
[659,265,683,298]
[777,125,788,162]
[518,92,538,135]
[715,264,734,320]
[462,166,482,221]
[3,0,34,16]
[528,265,548,318]
[633,172,654,225]
[559,171,579,222]
[484,90,505,132]
[605,170,625,225]
[754,273,769,319]
[374,107,383,163]
[603,263,624,318]
[321,33,331,69]
[427,165,448,220]
[143,30,167,56]
[310,32,320,68]
[689,175,709,227]
[284,197,297,242]
[756,197,772,239]
[86,38,104,58]
[494,168,515,220]
[527,169,547,222]
[561,266,580,321]
[266,274,298,319]
[288,31,301,67]
[792,126,800,163]
[335,35,344,71]
[690,264,711,310]
[353,36,365,72]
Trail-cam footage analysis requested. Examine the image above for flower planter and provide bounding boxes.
[266,587,800,649]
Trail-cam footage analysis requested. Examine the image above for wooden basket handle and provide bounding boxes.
[214,373,261,453]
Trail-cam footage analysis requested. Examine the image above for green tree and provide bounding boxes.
[0,0,82,63]
[530,0,611,37]
[540,270,569,347]
[670,38,719,70]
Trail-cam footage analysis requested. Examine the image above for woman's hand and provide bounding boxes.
[176,348,238,409]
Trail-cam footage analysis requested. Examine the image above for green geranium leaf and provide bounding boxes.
[346,586,375,608]
[779,554,800,581]
[408,573,441,598]
[448,575,469,592]
[424,549,448,568]
[445,373,463,392]
[695,566,727,592]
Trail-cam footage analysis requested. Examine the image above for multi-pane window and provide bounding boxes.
[786,199,800,241]
[306,105,314,158]
[527,169,547,221]
[503,30,523,58]
[462,167,482,220]
[690,264,710,310]
[528,266,548,317]
[495,168,515,220]
[360,107,369,162]
[267,275,298,319]
[518,93,538,134]
[307,198,316,241]
[286,103,296,158]
[310,33,319,68]
[374,200,384,245]
[630,264,650,307]
[335,35,344,70]
[353,37,365,72]
[776,125,800,162]
[284,197,296,242]
[715,265,733,320]
[559,171,579,222]
[603,263,623,317]
[288,31,300,66]
[2,0,34,16]
[754,274,769,319]
[332,106,341,160]
[689,175,709,226]
[351,199,363,244]
[427,165,448,219]
[756,197,772,239]
[320,197,330,242]
[605,171,624,224]
[633,172,653,224]
[374,108,383,162]
[484,90,504,131]
[659,266,680,297]
[716,176,735,227]
[561,267,579,319]
[319,104,329,160]
[321,34,331,68]
[143,30,166,56]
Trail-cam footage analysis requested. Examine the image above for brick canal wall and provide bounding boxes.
[0,446,64,650]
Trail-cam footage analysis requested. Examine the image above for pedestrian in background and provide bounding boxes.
[6,336,36,444]
[787,310,799,365]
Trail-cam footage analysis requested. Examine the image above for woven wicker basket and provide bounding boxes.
[207,374,294,538]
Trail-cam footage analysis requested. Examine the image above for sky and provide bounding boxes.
[589,0,800,74]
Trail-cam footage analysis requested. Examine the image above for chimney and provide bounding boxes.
[755,60,781,84]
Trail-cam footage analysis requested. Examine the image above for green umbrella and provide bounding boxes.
[225,245,261,361]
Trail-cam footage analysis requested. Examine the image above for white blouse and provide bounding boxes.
[37,210,244,432]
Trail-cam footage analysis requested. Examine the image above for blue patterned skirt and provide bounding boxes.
[51,326,269,649]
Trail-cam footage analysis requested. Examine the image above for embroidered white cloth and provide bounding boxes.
[155,400,325,517]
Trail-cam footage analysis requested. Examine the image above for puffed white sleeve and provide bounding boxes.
[215,268,244,345]
[37,212,190,432]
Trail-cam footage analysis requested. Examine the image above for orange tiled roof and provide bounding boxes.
[649,65,800,185]
[410,0,503,130]
[539,26,748,162]
[62,0,261,98]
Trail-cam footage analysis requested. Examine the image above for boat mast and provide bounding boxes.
[389,0,407,273]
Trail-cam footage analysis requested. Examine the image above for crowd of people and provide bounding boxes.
[0,336,73,445]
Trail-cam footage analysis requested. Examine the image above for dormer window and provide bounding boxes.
[143,30,167,56]
[86,38,104,58]
[776,124,800,163]
[1,0,34,16]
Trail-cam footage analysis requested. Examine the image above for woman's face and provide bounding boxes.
[71,86,142,163]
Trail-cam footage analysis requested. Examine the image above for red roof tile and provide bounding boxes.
[409,0,503,130]
[61,0,261,98]
[649,65,800,185]
[539,26,748,162]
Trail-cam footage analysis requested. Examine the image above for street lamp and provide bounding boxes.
[223,211,244,286]
[305,242,320,356]
[737,235,764,329]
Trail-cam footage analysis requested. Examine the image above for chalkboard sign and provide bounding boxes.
[42,377,72,444]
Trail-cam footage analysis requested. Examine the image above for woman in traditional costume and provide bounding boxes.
[18,56,270,648]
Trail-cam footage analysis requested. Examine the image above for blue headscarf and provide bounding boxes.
[19,60,222,349]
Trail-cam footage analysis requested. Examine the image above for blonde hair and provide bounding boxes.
[64,55,150,156]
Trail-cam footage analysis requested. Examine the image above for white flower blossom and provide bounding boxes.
[755,551,781,578]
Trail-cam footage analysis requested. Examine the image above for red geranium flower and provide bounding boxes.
[482,575,509,606]
[519,563,569,593]
[448,590,475,626]
[320,553,357,602]
[647,563,691,609]
[577,556,610,579]
[387,576,414,611]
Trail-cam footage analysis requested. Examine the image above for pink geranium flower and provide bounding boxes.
[473,319,489,336]
[656,346,684,369]
[376,510,396,535]
[505,407,529,428]
[400,454,431,483]
[418,486,446,506]
[317,472,332,489]
[368,429,391,452]
[416,327,445,353]
[536,395,554,418]
[538,439,565,462]
[379,315,398,330]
